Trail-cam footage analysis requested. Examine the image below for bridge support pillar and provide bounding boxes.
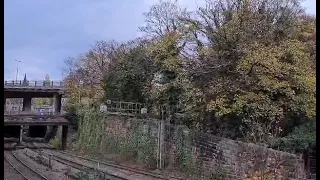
[22,97,32,112]
[19,125,23,144]
[61,126,68,150]
[53,94,62,115]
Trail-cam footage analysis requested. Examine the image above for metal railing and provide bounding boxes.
[4,107,65,115]
[4,80,64,87]
[100,100,147,115]
[4,110,64,116]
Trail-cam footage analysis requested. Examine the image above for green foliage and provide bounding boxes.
[103,40,156,103]
[48,135,61,149]
[75,107,105,154]
[147,32,185,114]
[75,171,91,180]
[211,166,227,180]
[207,38,315,143]
[64,104,81,130]
[74,107,157,166]
[64,0,316,152]
[192,0,316,143]
[173,126,204,176]
[119,123,157,165]
[275,120,316,152]
[174,127,193,170]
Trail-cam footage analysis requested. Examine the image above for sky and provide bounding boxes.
[4,0,316,81]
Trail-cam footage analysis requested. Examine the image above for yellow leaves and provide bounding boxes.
[296,16,316,42]
[162,57,182,71]
[147,32,183,70]
[207,95,232,117]
[237,42,282,75]
[207,37,315,120]
[279,40,308,64]
[208,91,286,119]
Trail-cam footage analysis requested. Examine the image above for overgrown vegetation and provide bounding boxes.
[211,166,227,180]
[172,126,205,178]
[64,0,316,153]
[49,135,61,149]
[74,107,157,167]
[274,120,316,152]
[75,171,91,180]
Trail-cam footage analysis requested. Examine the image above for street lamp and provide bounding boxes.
[15,60,21,83]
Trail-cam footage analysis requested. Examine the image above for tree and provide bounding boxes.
[61,0,316,150]
[184,0,316,142]
[275,120,316,152]
[103,39,157,103]
[139,0,190,37]
[44,74,51,86]
[22,73,29,86]
[63,41,122,106]
[33,75,54,106]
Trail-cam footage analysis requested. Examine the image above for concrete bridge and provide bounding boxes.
[4,80,65,111]
[4,80,69,150]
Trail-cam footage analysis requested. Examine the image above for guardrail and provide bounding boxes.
[4,80,64,87]
[100,101,147,115]
[4,110,64,116]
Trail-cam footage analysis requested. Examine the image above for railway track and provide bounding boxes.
[57,150,182,180]
[4,157,25,180]
[4,150,48,180]
[31,149,182,180]
[29,149,128,180]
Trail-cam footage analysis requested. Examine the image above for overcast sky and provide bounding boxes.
[4,0,316,80]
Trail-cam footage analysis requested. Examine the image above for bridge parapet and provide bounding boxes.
[4,109,65,116]
[4,80,64,88]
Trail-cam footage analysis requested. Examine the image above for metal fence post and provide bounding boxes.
[157,106,166,170]
[49,155,52,169]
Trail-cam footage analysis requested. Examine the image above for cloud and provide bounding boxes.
[4,0,150,80]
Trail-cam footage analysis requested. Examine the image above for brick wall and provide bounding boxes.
[163,124,306,179]
[104,115,305,179]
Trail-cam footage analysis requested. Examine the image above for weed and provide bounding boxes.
[211,166,227,180]
[174,126,204,178]
[74,107,157,167]
[48,135,61,149]
[75,171,91,180]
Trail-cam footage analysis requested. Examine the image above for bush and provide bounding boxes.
[274,120,316,152]
[49,136,61,149]
[64,104,82,130]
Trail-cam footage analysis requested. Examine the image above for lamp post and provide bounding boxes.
[15,60,21,83]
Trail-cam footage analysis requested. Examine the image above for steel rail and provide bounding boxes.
[34,150,127,180]
[4,151,48,180]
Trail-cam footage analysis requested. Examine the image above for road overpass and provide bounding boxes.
[4,80,69,150]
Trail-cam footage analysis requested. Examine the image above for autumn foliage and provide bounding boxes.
[64,0,316,150]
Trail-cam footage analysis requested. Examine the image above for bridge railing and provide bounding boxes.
[100,100,147,115]
[4,109,65,116]
[4,80,64,87]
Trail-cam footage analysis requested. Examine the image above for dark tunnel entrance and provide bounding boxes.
[4,126,21,138]
[29,126,47,138]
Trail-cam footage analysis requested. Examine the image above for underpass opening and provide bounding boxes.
[28,125,47,138]
[4,126,21,138]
